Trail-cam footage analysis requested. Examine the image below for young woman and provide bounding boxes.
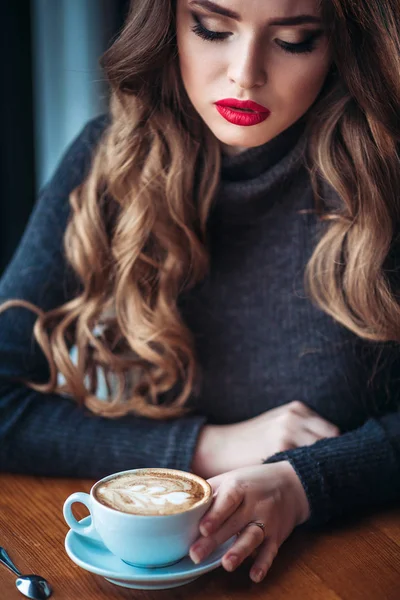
[1,0,399,585]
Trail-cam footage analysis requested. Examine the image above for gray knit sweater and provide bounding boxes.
[0,114,399,527]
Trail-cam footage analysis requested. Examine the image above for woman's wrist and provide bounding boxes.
[278,460,311,525]
[191,424,223,479]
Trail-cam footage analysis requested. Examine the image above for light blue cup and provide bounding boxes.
[63,468,213,568]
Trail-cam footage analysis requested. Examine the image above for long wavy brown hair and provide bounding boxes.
[1,0,399,419]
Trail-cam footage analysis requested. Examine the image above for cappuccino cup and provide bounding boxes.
[63,468,212,568]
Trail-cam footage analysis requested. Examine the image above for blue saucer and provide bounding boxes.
[65,516,236,590]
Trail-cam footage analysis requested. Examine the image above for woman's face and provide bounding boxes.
[175,0,332,155]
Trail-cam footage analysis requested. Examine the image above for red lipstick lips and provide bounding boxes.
[215,98,271,126]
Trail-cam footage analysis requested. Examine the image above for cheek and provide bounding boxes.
[178,42,218,95]
[271,58,331,107]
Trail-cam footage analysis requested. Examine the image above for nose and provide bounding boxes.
[227,38,267,90]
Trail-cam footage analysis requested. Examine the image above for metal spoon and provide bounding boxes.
[0,547,52,600]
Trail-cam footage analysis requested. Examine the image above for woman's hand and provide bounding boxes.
[192,400,339,478]
[189,462,310,583]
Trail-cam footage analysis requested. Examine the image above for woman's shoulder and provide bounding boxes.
[42,112,111,198]
[79,112,111,148]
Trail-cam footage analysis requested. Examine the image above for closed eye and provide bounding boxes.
[190,12,323,55]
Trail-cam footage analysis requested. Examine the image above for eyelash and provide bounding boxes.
[190,13,319,55]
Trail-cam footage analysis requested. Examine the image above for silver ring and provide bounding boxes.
[237,521,266,539]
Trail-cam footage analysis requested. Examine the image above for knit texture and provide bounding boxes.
[0,114,399,527]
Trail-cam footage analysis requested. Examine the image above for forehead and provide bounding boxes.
[183,0,322,18]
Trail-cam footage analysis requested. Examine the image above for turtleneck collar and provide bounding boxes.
[220,115,307,184]
[209,116,309,224]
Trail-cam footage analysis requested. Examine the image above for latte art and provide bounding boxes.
[94,470,210,515]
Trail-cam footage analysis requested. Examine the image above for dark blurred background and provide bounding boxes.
[0,0,130,274]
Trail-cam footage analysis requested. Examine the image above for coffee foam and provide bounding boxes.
[94,470,210,515]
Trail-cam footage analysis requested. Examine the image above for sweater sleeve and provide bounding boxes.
[263,411,400,527]
[0,115,206,479]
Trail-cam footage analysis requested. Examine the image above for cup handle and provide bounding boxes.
[63,492,97,538]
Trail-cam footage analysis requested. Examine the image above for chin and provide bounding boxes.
[220,144,248,156]
[218,133,270,151]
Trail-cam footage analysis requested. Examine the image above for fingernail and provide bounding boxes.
[251,568,263,583]
[191,548,205,564]
[191,552,201,564]
[225,555,238,571]
[200,521,212,536]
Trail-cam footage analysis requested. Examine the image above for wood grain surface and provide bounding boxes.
[0,475,399,599]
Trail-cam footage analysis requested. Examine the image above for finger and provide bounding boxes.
[190,504,248,564]
[293,428,324,447]
[293,423,339,449]
[249,538,279,583]
[293,426,340,447]
[206,472,229,490]
[198,481,245,537]
[305,416,340,439]
[289,401,338,434]
[221,522,266,573]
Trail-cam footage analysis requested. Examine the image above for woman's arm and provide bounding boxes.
[0,116,206,478]
[264,410,400,526]
[0,380,206,478]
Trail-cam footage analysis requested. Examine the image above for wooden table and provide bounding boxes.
[0,475,399,599]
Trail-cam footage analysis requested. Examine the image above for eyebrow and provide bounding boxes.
[189,0,322,26]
